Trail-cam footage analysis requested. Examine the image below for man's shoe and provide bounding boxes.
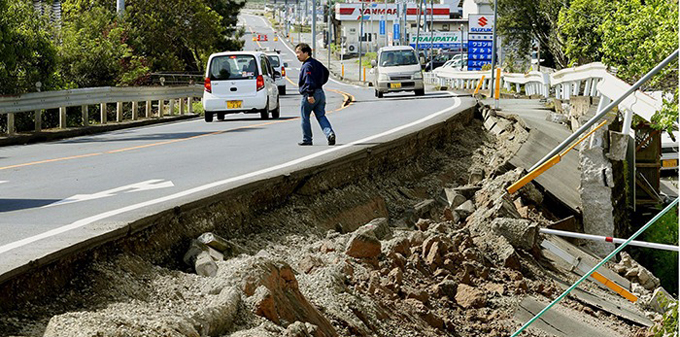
[327,133,336,146]
[298,141,313,146]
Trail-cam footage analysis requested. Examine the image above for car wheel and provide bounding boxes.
[271,97,280,119]
[260,100,270,120]
[217,112,225,121]
[278,86,286,95]
[377,91,384,98]
[204,111,214,122]
[415,89,425,96]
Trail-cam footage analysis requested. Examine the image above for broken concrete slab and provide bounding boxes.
[441,188,467,209]
[357,218,392,240]
[490,218,539,251]
[650,287,676,314]
[608,131,628,161]
[455,200,475,219]
[183,240,219,277]
[513,296,627,337]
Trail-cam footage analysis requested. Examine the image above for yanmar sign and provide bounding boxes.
[335,3,450,21]
[468,14,494,33]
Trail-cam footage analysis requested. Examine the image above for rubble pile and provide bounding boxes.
[0,110,661,337]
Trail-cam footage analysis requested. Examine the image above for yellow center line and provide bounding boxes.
[0,153,103,171]
[0,88,355,171]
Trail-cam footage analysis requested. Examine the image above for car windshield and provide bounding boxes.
[209,55,259,80]
[267,56,281,67]
[379,50,418,67]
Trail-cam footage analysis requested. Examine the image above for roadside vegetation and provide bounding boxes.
[0,0,245,95]
[498,0,678,133]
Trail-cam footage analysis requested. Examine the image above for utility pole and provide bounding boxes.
[415,0,422,57]
[116,0,124,16]
[359,1,365,81]
[312,0,317,53]
[328,0,332,68]
[490,0,499,109]
[429,0,433,72]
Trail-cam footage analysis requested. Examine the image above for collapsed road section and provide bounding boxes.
[0,102,665,336]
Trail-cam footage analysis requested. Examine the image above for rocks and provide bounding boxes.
[435,280,458,299]
[183,240,219,277]
[357,218,392,240]
[490,218,539,251]
[455,200,475,219]
[241,259,338,337]
[197,232,245,259]
[441,188,467,209]
[413,199,439,220]
[615,252,661,290]
[345,232,382,259]
[455,284,486,309]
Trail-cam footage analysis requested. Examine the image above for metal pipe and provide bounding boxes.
[490,0,498,108]
[528,49,679,172]
[540,228,679,252]
[512,198,679,336]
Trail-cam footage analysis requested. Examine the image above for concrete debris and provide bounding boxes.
[650,287,676,314]
[454,200,475,219]
[615,252,661,291]
[5,110,646,337]
[441,187,467,209]
[490,218,539,251]
[345,231,382,259]
[357,217,392,240]
[183,240,219,277]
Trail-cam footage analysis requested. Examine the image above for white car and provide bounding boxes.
[371,46,424,98]
[203,51,280,122]
[266,52,288,95]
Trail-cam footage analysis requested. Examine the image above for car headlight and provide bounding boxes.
[413,72,423,79]
[378,74,389,82]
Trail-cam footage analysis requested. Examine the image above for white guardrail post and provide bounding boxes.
[0,85,203,134]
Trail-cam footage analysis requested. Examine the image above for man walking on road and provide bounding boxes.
[295,43,336,146]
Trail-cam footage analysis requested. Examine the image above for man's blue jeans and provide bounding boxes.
[301,89,334,143]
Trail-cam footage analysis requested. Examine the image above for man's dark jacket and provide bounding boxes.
[298,57,329,96]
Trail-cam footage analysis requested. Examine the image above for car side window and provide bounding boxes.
[260,56,270,77]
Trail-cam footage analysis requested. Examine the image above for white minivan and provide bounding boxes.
[372,46,425,98]
[203,51,280,122]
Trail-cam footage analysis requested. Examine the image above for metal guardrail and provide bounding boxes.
[0,85,204,135]
[430,59,667,124]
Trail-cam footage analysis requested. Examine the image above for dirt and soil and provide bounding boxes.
[0,108,655,336]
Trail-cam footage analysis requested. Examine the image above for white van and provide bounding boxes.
[372,46,425,98]
[203,51,280,122]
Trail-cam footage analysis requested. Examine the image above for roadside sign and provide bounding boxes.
[379,20,386,35]
[393,23,400,40]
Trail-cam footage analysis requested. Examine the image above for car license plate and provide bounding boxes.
[390,83,402,89]
[662,159,677,168]
[227,100,242,109]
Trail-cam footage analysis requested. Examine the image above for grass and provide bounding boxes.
[356,52,377,67]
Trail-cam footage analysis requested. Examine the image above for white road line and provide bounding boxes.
[0,181,7,184]
[0,98,462,255]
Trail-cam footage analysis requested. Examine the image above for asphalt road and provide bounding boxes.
[0,14,475,275]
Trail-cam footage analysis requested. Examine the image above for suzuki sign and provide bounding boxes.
[468,14,494,34]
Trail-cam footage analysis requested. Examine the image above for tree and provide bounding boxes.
[557,0,612,66]
[59,6,148,87]
[497,0,569,70]
[0,0,59,95]
[125,0,240,73]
